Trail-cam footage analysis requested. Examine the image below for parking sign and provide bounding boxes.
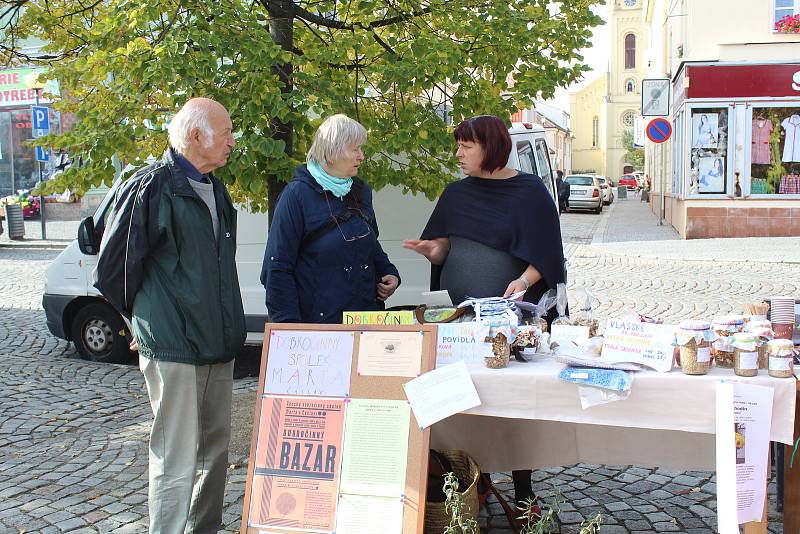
[31,105,50,131]
[36,146,49,162]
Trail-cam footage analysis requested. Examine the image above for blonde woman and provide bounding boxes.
[261,114,400,323]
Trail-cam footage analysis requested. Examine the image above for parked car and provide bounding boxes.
[618,174,638,190]
[595,176,614,205]
[565,174,603,214]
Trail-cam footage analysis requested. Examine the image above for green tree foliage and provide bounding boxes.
[622,129,644,171]
[2,0,603,209]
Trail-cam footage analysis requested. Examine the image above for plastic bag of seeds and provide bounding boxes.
[552,283,572,326]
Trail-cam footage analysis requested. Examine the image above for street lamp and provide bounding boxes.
[24,71,47,240]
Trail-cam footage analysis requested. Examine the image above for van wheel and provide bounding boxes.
[71,302,133,364]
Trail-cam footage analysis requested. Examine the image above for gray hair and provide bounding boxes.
[168,103,214,152]
[307,114,367,165]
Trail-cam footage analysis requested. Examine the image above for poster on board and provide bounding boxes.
[248,396,346,532]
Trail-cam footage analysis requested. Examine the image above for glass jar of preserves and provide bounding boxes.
[711,316,745,368]
[767,339,795,378]
[677,320,712,375]
[745,325,773,369]
[732,332,759,377]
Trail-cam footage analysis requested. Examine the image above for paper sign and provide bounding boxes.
[340,399,411,497]
[265,331,354,396]
[435,322,492,367]
[601,319,676,372]
[335,494,403,534]
[550,325,591,349]
[716,382,775,530]
[342,311,414,325]
[357,332,423,377]
[403,360,481,429]
[249,396,346,531]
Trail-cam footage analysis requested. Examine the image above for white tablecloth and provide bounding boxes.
[431,358,796,472]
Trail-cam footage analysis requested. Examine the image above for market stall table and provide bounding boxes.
[431,357,797,531]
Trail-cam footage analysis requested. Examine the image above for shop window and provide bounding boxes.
[689,108,728,195]
[749,105,800,195]
[774,0,800,26]
[0,112,11,196]
[624,34,636,69]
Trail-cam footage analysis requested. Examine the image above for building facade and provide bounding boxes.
[643,0,800,238]
[0,66,61,198]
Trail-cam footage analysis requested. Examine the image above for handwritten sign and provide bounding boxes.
[265,331,354,396]
[342,311,414,325]
[601,319,676,373]
[435,322,492,367]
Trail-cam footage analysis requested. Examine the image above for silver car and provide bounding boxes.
[595,176,614,205]
[565,174,603,214]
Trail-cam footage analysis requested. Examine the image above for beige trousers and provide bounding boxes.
[140,357,233,534]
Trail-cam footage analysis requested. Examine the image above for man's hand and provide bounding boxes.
[129,339,139,352]
[377,275,400,301]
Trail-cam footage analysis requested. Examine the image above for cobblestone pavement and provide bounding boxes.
[0,200,796,533]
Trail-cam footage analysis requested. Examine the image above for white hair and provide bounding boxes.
[307,114,367,165]
[168,104,214,152]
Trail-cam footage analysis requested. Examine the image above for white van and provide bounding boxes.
[42,122,558,363]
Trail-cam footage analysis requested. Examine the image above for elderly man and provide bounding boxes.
[95,98,245,534]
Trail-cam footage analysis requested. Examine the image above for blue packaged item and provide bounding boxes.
[558,368,633,392]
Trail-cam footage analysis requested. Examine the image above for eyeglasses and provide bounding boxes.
[324,192,372,242]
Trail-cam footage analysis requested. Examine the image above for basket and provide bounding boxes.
[424,449,481,534]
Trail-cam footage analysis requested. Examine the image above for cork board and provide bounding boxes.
[240,323,438,534]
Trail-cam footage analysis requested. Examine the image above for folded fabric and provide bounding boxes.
[558,368,633,392]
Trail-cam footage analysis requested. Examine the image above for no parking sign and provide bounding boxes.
[646,118,672,143]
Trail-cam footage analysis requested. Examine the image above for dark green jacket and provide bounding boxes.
[95,149,246,365]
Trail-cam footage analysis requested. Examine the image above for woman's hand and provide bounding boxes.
[402,238,449,265]
[377,275,399,301]
[129,338,139,352]
[503,278,528,300]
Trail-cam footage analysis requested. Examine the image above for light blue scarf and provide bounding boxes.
[307,162,353,199]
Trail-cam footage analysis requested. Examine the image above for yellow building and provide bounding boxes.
[643,0,800,238]
[571,0,648,178]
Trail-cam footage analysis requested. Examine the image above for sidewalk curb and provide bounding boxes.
[589,198,618,245]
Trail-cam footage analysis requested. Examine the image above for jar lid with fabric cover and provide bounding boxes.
[676,320,712,346]
[712,315,745,329]
[732,332,758,351]
[767,339,794,356]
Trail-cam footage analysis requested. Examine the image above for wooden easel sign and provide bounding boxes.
[240,323,438,534]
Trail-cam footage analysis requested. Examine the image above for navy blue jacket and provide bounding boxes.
[261,165,400,323]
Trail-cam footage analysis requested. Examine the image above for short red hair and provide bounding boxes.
[453,115,511,173]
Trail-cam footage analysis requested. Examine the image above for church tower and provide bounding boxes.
[605,0,648,176]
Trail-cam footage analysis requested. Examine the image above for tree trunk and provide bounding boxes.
[267,1,294,224]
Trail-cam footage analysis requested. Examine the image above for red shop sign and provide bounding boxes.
[685,63,800,99]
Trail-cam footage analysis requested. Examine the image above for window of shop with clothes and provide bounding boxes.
[672,101,800,199]
[0,106,61,197]
[748,103,800,196]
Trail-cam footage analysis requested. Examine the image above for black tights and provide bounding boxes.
[512,469,533,503]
